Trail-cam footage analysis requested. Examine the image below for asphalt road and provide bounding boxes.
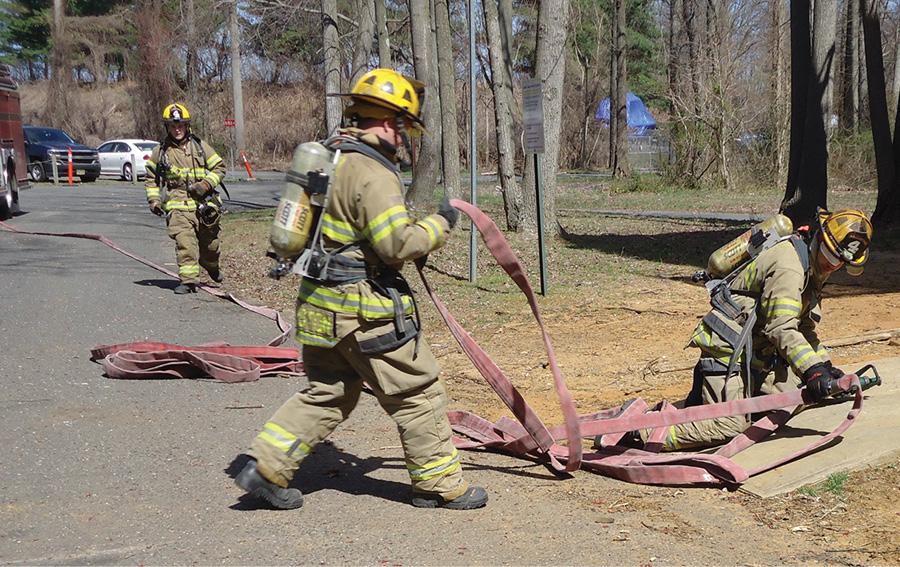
[0,179,816,566]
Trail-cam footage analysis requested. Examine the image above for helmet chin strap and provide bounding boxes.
[398,129,413,172]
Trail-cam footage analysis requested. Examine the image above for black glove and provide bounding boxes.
[190,182,208,199]
[824,361,845,380]
[803,363,833,401]
[437,197,459,230]
[414,254,428,270]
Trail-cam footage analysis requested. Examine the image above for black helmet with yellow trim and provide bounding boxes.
[329,69,429,137]
[162,103,191,124]
[817,207,873,276]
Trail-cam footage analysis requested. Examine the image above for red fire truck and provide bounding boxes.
[0,63,28,220]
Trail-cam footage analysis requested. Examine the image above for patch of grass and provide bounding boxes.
[823,471,850,496]
[798,471,851,497]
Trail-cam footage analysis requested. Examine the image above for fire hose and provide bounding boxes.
[422,200,875,486]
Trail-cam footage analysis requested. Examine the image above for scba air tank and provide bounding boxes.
[269,141,334,259]
[706,214,793,278]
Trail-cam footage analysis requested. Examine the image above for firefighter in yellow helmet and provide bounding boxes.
[233,69,487,510]
[145,103,226,294]
[608,208,873,451]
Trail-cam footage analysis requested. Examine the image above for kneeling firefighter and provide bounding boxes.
[234,68,488,510]
[145,103,226,294]
[641,208,873,451]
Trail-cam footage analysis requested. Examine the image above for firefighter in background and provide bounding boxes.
[655,208,873,451]
[234,68,488,510]
[145,103,226,294]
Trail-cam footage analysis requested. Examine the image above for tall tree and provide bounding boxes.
[861,0,900,226]
[520,0,570,234]
[44,0,70,129]
[611,0,629,177]
[405,0,442,208]
[483,0,522,229]
[231,0,245,152]
[323,0,342,135]
[374,0,390,66]
[434,0,460,200]
[783,0,838,224]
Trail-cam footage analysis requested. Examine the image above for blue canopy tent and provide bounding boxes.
[595,92,657,135]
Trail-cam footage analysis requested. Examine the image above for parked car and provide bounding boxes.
[23,126,100,183]
[98,139,158,181]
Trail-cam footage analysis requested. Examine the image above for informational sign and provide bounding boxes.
[522,78,545,154]
[224,119,236,127]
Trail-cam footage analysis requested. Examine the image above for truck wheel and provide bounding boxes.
[29,161,46,182]
[122,163,133,182]
[0,170,17,220]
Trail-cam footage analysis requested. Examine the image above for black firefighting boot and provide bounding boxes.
[207,269,224,283]
[174,283,197,294]
[412,486,488,510]
[235,459,304,510]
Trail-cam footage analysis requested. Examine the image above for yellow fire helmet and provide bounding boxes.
[162,103,191,124]
[817,207,873,276]
[330,69,429,137]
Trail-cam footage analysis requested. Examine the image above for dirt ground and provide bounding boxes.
[221,208,900,566]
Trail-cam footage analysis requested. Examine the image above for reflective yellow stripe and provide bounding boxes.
[417,216,444,247]
[298,279,414,318]
[788,344,816,368]
[364,205,409,245]
[407,449,460,481]
[321,213,363,243]
[164,199,199,211]
[257,422,310,459]
[763,297,801,319]
[179,264,200,276]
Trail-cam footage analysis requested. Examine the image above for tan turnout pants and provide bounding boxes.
[167,209,220,284]
[665,358,803,450]
[248,333,468,501]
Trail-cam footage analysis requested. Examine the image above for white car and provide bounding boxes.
[97,139,159,181]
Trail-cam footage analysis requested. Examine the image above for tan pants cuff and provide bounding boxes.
[440,481,469,502]
[251,458,290,488]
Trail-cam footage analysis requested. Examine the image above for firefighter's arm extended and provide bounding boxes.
[354,171,454,265]
[145,146,165,216]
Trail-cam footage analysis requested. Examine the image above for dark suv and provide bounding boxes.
[23,126,100,183]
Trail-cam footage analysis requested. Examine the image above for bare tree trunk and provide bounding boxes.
[434,0,460,200]
[185,0,200,114]
[521,0,569,234]
[134,0,176,139]
[483,0,521,230]
[406,0,442,208]
[323,0,342,136]
[783,0,836,224]
[608,9,617,171]
[374,0,391,67]
[772,0,789,189]
[612,0,629,178]
[861,0,900,226]
[230,1,245,152]
[842,0,860,133]
[351,0,376,85]
[46,0,70,129]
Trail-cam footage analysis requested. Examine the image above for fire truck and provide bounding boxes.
[0,63,28,220]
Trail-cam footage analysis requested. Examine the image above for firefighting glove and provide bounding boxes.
[149,201,164,216]
[824,361,845,380]
[437,197,459,230]
[802,363,834,402]
[190,182,208,199]
[414,255,428,270]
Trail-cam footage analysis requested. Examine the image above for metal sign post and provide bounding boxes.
[522,77,548,296]
[225,119,236,178]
